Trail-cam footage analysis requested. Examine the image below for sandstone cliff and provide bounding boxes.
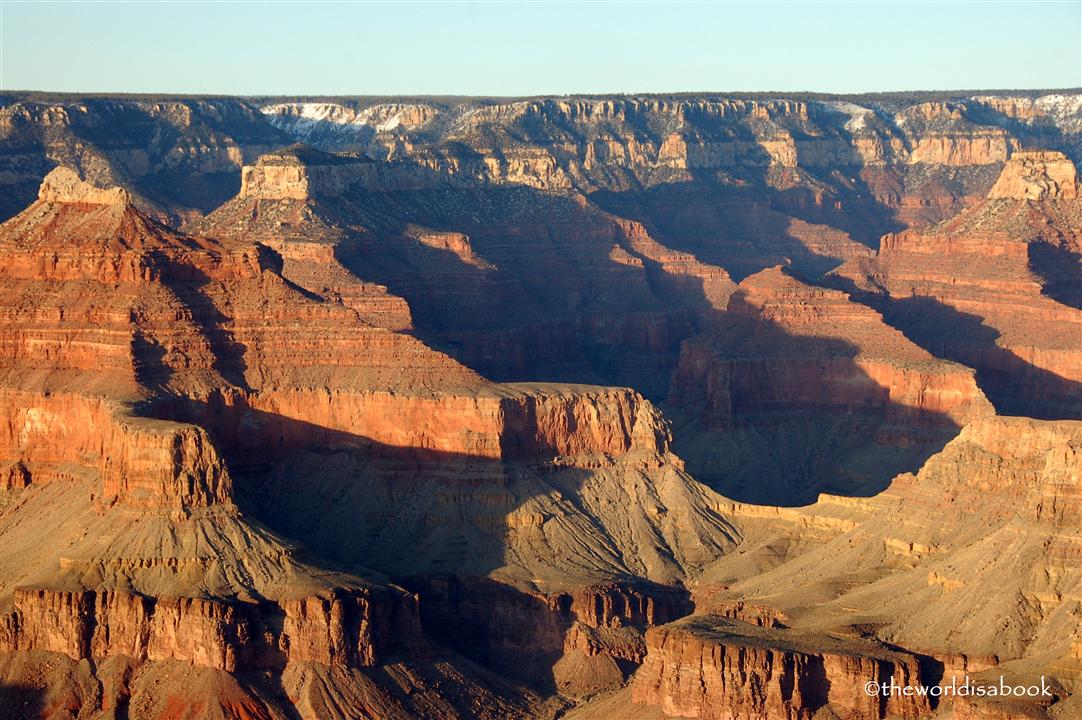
[632,617,932,720]
[832,149,1082,419]
[667,265,993,503]
[0,169,738,717]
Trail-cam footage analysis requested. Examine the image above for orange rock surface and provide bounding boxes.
[3,93,1082,719]
[833,149,1082,418]
[0,167,732,718]
[632,617,932,720]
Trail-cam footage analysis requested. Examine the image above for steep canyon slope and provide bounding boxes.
[0,90,1080,719]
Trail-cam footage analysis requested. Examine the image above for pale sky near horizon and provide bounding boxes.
[0,1,1079,96]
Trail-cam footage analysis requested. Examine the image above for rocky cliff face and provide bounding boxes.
[666,265,993,503]
[632,617,932,720]
[832,149,1082,419]
[258,93,1082,242]
[6,92,1080,275]
[0,98,291,223]
[0,585,421,671]
[0,168,737,718]
[0,389,232,512]
[2,92,1082,719]
[670,266,991,426]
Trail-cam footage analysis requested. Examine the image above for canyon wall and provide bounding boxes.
[0,585,421,672]
[2,93,1082,718]
[0,389,231,512]
[632,617,932,720]
[832,149,1082,418]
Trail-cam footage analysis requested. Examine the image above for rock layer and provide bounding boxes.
[833,149,1082,418]
[632,617,932,720]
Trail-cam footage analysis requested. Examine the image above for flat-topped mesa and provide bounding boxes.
[166,383,671,466]
[987,150,1079,200]
[238,144,372,200]
[37,166,131,206]
[237,144,448,202]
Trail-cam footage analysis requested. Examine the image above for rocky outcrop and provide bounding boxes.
[832,150,1082,418]
[37,166,131,205]
[0,169,487,399]
[907,416,1082,526]
[238,145,377,200]
[151,382,668,464]
[194,148,723,397]
[632,617,932,720]
[551,583,693,631]
[401,576,691,697]
[0,585,421,672]
[988,150,1079,200]
[0,390,231,512]
[669,266,992,427]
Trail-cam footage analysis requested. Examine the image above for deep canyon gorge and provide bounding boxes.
[0,90,1079,719]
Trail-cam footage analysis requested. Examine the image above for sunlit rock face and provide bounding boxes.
[1,91,1082,719]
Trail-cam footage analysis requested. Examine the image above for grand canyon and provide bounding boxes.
[0,90,1080,720]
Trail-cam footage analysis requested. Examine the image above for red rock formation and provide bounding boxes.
[0,585,421,672]
[551,582,692,630]
[632,617,931,720]
[5,94,1082,718]
[0,167,736,718]
[833,150,1082,418]
[0,389,231,512]
[669,266,992,427]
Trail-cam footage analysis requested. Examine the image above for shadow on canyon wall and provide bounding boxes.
[880,295,1082,420]
[664,284,967,506]
[143,169,971,509]
[136,393,696,694]
[125,259,255,395]
[1029,241,1082,312]
[327,185,704,399]
[0,684,45,720]
[588,166,905,282]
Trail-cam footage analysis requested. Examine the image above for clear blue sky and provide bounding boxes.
[1,1,1079,95]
